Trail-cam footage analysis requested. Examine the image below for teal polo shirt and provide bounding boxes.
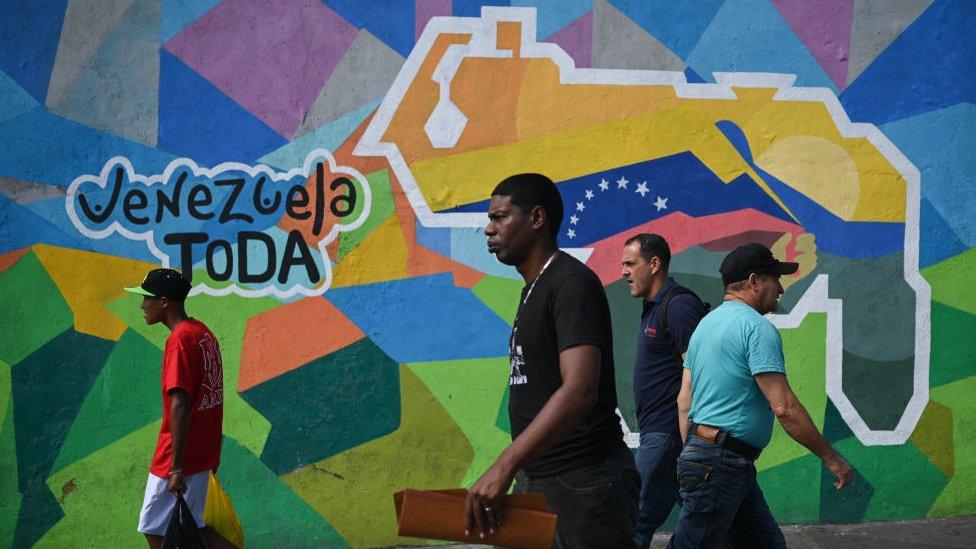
[685,300,786,449]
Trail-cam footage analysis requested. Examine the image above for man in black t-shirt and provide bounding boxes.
[621,234,707,548]
[465,173,639,548]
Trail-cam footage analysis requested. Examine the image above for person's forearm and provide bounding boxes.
[776,401,836,461]
[494,385,596,477]
[677,404,690,442]
[169,398,190,471]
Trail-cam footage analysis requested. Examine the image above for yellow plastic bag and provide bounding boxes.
[203,472,244,548]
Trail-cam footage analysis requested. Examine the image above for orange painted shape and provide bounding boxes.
[496,22,522,57]
[0,247,30,275]
[238,297,365,392]
[32,245,159,341]
[584,209,804,285]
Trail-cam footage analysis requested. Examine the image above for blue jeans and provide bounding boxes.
[634,432,681,548]
[666,436,785,549]
[514,447,640,548]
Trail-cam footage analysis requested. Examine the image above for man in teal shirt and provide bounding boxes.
[667,243,853,548]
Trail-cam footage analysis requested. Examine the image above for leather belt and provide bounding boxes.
[690,423,762,461]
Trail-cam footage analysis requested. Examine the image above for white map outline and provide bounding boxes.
[65,148,372,298]
[354,7,930,446]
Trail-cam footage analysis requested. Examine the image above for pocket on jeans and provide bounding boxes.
[677,459,714,513]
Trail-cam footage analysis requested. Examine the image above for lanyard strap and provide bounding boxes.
[510,251,559,355]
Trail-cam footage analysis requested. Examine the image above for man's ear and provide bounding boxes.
[749,273,761,292]
[650,256,662,275]
[530,205,547,231]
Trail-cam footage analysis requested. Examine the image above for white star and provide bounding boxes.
[617,176,629,189]
[654,195,669,211]
[567,228,576,239]
[570,214,579,225]
[635,181,649,197]
[598,178,609,191]
[576,201,585,212]
[585,189,595,200]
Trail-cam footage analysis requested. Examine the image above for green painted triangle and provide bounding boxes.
[758,313,827,472]
[929,301,976,388]
[217,437,346,547]
[496,385,511,435]
[41,421,161,546]
[337,169,396,261]
[0,363,21,549]
[606,278,642,430]
[471,275,523,326]
[0,251,73,365]
[51,329,162,474]
[757,453,822,523]
[408,357,512,485]
[923,246,976,315]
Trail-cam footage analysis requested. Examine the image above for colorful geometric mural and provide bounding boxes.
[1,1,974,547]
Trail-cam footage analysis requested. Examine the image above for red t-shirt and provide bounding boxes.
[150,319,224,477]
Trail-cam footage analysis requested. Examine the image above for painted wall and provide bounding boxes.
[1,0,974,546]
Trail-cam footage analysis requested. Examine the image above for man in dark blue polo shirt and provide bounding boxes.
[621,234,708,548]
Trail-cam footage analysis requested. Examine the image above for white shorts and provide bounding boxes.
[137,471,210,536]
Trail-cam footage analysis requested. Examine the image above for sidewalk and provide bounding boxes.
[398,515,976,548]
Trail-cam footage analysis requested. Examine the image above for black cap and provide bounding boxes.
[124,268,192,301]
[719,243,799,285]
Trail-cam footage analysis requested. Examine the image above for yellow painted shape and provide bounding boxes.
[910,399,955,477]
[742,101,906,222]
[756,135,861,219]
[410,105,787,215]
[282,366,472,547]
[330,213,408,288]
[32,245,158,341]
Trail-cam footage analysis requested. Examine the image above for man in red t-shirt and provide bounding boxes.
[125,268,231,548]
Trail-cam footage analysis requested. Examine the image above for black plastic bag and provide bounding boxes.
[162,493,206,549]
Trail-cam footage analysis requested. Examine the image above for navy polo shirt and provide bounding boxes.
[633,278,708,434]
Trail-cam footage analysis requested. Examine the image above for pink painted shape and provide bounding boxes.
[415,0,452,40]
[772,0,854,89]
[584,209,804,285]
[545,11,593,68]
[164,0,358,138]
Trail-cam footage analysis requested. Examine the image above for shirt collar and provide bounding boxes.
[641,277,677,316]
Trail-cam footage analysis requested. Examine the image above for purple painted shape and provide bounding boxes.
[415,0,452,40]
[772,0,854,89]
[164,0,358,138]
[545,11,592,68]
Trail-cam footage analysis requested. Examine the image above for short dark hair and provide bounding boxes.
[491,173,564,238]
[624,233,671,270]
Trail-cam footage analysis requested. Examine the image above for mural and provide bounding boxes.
[1,1,973,547]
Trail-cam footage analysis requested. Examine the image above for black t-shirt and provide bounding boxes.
[508,251,625,477]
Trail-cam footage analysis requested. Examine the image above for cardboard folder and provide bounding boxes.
[393,489,556,549]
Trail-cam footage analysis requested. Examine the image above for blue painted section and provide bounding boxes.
[326,273,511,362]
[157,50,287,167]
[258,98,381,171]
[0,195,81,253]
[608,0,723,59]
[161,0,221,43]
[714,121,905,259]
[0,107,176,187]
[881,103,976,247]
[323,0,416,57]
[0,69,39,125]
[919,198,967,268]
[0,0,69,102]
[840,0,975,125]
[684,66,706,84]
[451,150,795,247]
[453,0,511,18]
[21,196,159,262]
[512,0,592,40]
[415,220,453,257]
[451,227,521,280]
[686,0,837,92]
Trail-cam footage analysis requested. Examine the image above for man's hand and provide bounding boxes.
[168,471,186,494]
[824,453,854,490]
[464,461,514,539]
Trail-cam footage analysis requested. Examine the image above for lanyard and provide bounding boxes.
[510,251,559,356]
